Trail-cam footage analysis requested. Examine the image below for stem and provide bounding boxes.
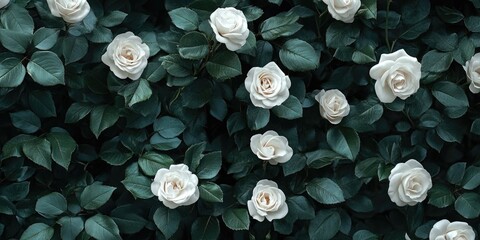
[385,0,392,52]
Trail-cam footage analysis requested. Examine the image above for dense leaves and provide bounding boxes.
[1,0,480,239]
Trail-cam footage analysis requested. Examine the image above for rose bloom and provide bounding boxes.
[463,53,480,94]
[245,62,291,109]
[150,164,199,209]
[322,0,361,23]
[101,32,150,80]
[388,159,432,207]
[46,0,90,23]
[429,219,475,240]
[250,130,293,165]
[369,49,421,103]
[247,180,288,222]
[0,0,9,9]
[315,89,350,124]
[209,7,249,51]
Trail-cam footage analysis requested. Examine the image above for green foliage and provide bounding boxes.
[0,0,480,239]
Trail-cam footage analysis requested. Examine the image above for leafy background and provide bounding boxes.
[1,0,480,239]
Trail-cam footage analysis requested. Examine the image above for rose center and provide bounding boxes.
[258,72,278,95]
[262,145,275,156]
[329,96,342,112]
[258,192,273,207]
[59,0,79,8]
[474,67,480,76]
[407,181,422,193]
[120,47,137,61]
[391,72,406,91]
[163,177,184,193]
[261,77,272,90]
[335,0,351,7]
[219,12,238,29]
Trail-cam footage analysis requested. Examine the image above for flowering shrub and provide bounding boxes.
[1,0,480,239]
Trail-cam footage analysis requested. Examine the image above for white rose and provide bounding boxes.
[101,32,150,80]
[369,49,422,103]
[322,0,361,23]
[463,53,480,94]
[46,0,90,23]
[429,219,475,240]
[245,62,291,109]
[150,163,199,209]
[388,159,432,207]
[315,89,350,124]
[209,7,249,51]
[0,0,9,9]
[247,180,288,222]
[250,130,293,165]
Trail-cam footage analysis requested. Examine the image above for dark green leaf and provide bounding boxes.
[111,207,147,234]
[99,11,128,27]
[206,51,242,80]
[0,57,26,87]
[355,158,380,178]
[421,50,453,73]
[222,208,250,231]
[288,195,315,220]
[306,149,344,169]
[308,210,341,240]
[455,192,480,219]
[279,39,319,71]
[428,184,454,208]
[85,214,121,240]
[184,142,206,171]
[138,151,174,176]
[10,110,41,133]
[29,90,56,118]
[57,216,84,240]
[65,102,93,123]
[306,178,345,204]
[358,0,377,19]
[62,36,88,64]
[401,0,430,25]
[465,16,480,32]
[432,81,469,119]
[80,184,116,210]
[353,230,379,240]
[168,7,198,31]
[461,166,480,190]
[35,192,67,217]
[326,127,360,160]
[246,105,270,130]
[260,13,302,40]
[199,182,223,202]
[46,132,77,170]
[446,162,466,185]
[122,176,154,199]
[0,29,32,53]
[23,137,52,170]
[197,151,222,179]
[191,217,220,240]
[20,223,54,240]
[0,181,30,201]
[436,6,464,24]
[27,51,65,86]
[2,134,37,158]
[1,4,34,33]
[271,95,303,119]
[153,207,181,239]
[178,32,209,60]
[282,154,306,176]
[89,105,120,138]
[436,118,466,143]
